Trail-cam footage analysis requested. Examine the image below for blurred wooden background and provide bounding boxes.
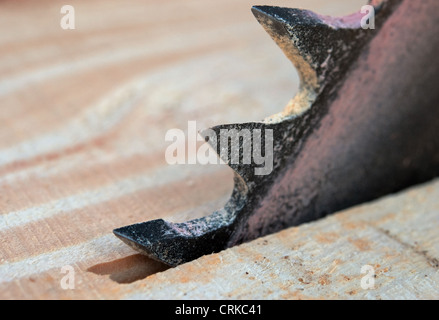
[1,0,437,299]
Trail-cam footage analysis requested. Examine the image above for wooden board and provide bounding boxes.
[2,0,437,300]
[1,178,438,299]
[115,179,439,300]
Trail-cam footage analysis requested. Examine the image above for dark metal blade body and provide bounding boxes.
[114,0,439,266]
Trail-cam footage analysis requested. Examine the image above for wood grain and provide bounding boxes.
[3,0,435,300]
[116,179,439,300]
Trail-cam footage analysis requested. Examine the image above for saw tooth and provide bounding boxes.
[113,219,169,258]
[113,219,193,267]
[251,6,368,91]
[114,209,238,266]
[200,122,273,184]
[251,6,321,91]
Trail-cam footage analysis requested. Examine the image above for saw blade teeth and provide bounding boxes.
[200,122,273,184]
[113,219,166,248]
[113,211,238,266]
[113,219,186,266]
[113,0,407,267]
[251,6,366,90]
[251,6,325,29]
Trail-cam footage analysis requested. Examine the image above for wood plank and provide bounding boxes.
[1,178,438,299]
[118,179,438,300]
[3,0,436,300]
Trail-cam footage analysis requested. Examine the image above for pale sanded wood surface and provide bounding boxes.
[116,179,439,300]
[2,0,437,300]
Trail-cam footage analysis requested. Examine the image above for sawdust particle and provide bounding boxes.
[349,238,371,251]
[315,232,339,244]
[318,275,331,286]
[298,278,310,285]
[347,290,357,295]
